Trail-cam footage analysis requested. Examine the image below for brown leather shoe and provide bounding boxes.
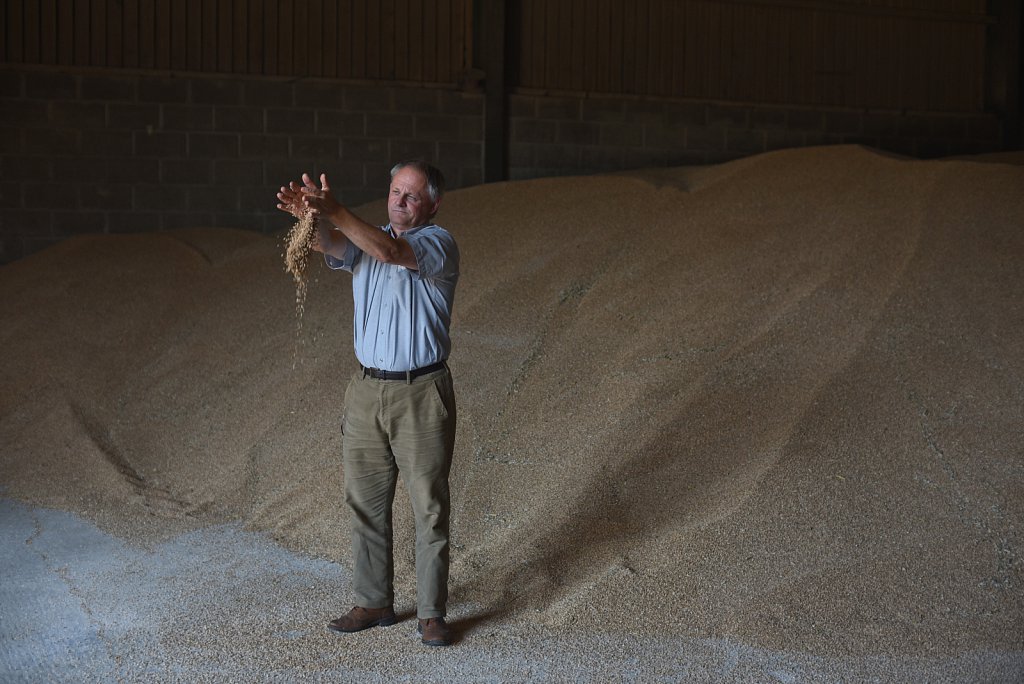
[327,606,397,633]
[417,617,452,646]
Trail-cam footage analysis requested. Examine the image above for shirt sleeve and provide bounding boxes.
[405,226,460,281]
[323,239,361,272]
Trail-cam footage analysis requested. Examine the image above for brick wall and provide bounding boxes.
[0,65,1005,264]
[0,65,483,263]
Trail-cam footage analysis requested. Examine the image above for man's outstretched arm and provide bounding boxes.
[299,172,418,270]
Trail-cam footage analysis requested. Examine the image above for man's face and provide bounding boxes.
[387,167,439,233]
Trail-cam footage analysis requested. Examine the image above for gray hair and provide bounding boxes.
[390,160,446,204]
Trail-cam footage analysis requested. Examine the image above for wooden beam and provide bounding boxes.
[480,0,507,182]
[713,0,990,25]
[985,0,1021,149]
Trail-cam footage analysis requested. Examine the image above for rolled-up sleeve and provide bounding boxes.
[324,240,361,272]
[406,226,459,281]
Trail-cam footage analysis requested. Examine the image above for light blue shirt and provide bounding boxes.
[325,223,459,372]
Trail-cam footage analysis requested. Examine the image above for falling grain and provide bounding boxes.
[283,210,318,328]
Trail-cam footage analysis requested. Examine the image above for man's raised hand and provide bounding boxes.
[300,172,342,220]
[276,180,307,218]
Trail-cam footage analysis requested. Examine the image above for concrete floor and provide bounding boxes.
[2,497,1021,683]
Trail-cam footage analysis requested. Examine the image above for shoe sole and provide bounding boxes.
[417,624,452,646]
[421,638,451,647]
[327,615,397,633]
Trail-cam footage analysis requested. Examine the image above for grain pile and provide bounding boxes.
[1,146,1021,664]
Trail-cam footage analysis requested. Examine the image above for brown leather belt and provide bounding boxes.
[360,360,447,382]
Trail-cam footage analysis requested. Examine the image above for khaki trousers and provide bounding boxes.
[341,366,456,619]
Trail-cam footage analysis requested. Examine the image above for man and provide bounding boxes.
[276,160,459,647]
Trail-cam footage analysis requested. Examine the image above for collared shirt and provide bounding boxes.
[325,223,459,372]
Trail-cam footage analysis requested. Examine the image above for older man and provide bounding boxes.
[276,160,459,647]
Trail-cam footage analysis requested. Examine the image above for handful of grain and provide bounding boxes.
[284,210,318,324]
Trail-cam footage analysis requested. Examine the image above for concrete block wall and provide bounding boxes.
[508,91,1004,180]
[0,65,483,263]
[0,64,1006,264]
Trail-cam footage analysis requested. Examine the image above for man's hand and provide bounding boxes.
[300,172,343,221]
[276,180,308,218]
[276,173,350,258]
[299,173,353,260]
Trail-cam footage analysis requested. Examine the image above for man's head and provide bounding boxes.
[387,160,445,233]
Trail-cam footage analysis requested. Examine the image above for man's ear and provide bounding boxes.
[429,197,443,218]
